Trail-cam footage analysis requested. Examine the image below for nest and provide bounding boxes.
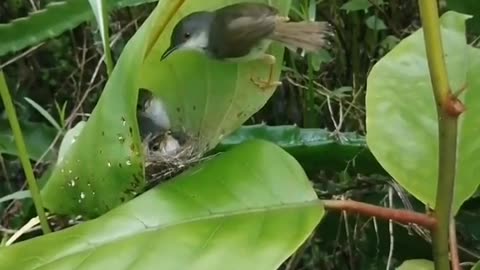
[142,130,210,186]
[137,89,217,186]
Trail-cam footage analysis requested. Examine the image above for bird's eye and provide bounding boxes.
[184,32,191,39]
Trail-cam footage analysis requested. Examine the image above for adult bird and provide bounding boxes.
[161,2,332,91]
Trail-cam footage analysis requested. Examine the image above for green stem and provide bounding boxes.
[303,0,318,127]
[304,55,316,127]
[418,0,450,104]
[433,115,457,270]
[0,72,51,234]
[418,1,459,269]
[89,0,113,75]
[101,1,114,76]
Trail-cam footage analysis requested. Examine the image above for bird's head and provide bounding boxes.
[161,11,213,60]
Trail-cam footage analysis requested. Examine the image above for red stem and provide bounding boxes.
[323,199,437,229]
[450,219,461,270]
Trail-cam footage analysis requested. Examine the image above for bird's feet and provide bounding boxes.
[277,15,290,22]
[249,54,282,91]
[250,77,282,91]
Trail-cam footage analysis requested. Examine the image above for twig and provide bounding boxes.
[5,217,41,246]
[0,72,51,234]
[386,187,394,270]
[450,219,461,270]
[418,0,464,269]
[0,155,11,191]
[341,201,355,270]
[323,199,436,229]
[285,234,312,270]
[0,43,45,69]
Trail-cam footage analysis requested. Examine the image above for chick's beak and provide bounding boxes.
[160,45,179,61]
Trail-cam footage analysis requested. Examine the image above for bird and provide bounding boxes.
[160,2,332,91]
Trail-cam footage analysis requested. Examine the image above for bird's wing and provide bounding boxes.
[208,3,278,58]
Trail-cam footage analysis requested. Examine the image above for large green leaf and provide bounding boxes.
[366,11,480,213]
[41,0,290,217]
[0,140,323,270]
[215,124,383,174]
[0,0,156,56]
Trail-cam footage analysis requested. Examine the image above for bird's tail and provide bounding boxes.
[270,20,332,53]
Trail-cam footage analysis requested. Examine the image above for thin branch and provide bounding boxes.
[386,187,394,270]
[450,219,461,270]
[0,72,51,234]
[0,43,45,69]
[323,199,437,229]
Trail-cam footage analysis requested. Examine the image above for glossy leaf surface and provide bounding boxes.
[215,124,383,174]
[1,140,323,270]
[366,11,480,213]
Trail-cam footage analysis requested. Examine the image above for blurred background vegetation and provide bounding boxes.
[1,0,480,269]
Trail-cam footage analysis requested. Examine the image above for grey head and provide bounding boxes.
[161,11,214,60]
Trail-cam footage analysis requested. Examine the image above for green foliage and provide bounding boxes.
[339,0,387,32]
[0,140,324,270]
[88,0,114,75]
[365,15,387,31]
[340,0,373,12]
[446,0,480,34]
[24,97,62,132]
[215,124,383,175]
[0,0,157,56]
[39,0,155,217]
[473,260,480,270]
[0,119,56,161]
[0,120,381,174]
[0,190,30,204]
[3,0,480,268]
[396,259,434,270]
[366,11,480,213]
[0,71,51,233]
[41,0,290,218]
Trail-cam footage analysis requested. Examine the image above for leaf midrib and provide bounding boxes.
[29,199,322,269]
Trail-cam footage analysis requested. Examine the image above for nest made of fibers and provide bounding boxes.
[143,131,209,185]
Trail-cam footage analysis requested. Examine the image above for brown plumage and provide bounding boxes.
[161,2,333,90]
[207,2,332,59]
[271,19,331,53]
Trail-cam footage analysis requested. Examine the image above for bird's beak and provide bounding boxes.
[161,45,179,61]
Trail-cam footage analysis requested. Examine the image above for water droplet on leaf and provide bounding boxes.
[68,179,76,187]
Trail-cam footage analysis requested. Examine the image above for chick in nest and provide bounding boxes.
[143,130,203,184]
[137,89,203,183]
